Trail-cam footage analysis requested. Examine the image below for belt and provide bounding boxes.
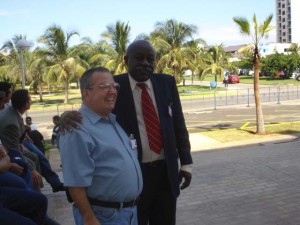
[88,196,140,209]
[142,159,165,167]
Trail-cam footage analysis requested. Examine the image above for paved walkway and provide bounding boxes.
[43,134,300,225]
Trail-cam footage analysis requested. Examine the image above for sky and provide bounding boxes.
[0,0,276,48]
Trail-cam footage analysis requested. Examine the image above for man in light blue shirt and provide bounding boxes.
[59,67,143,225]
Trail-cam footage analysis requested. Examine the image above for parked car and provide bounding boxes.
[223,74,240,84]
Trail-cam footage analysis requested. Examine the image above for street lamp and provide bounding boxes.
[15,39,32,89]
[16,39,32,117]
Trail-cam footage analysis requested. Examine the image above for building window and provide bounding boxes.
[283,18,285,22]
[282,11,285,15]
[283,39,286,43]
[282,4,285,8]
[283,25,285,29]
[283,32,286,36]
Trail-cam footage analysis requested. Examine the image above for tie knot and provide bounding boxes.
[137,83,147,90]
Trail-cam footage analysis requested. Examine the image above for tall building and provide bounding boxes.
[276,0,300,44]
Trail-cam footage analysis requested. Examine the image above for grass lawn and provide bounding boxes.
[201,121,300,143]
[185,74,300,85]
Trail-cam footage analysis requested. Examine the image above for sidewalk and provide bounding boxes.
[43,133,300,225]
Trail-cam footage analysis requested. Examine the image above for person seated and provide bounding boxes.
[25,116,37,131]
[51,115,60,147]
[0,89,65,193]
[0,144,47,225]
[25,124,46,154]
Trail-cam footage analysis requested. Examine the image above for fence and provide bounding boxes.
[52,85,300,112]
[181,85,300,111]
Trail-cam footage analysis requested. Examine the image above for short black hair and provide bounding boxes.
[0,82,12,97]
[11,89,29,110]
[53,115,60,121]
[26,116,32,121]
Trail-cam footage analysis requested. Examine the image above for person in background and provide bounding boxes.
[59,67,142,225]
[224,72,229,88]
[0,88,60,225]
[0,89,65,193]
[26,125,46,154]
[60,40,193,225]
[51,115,60,147]
[0,81,12,107]
[25,116,37,131]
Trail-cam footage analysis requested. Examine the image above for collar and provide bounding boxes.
[128,74,152,91]
[80,103,116,125]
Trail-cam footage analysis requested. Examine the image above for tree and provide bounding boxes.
[233,14,274,134]
[91,21,131,74]
[150,19,198,83]
[288,43,300,55]
[28,50,48,102]
[0,35,30,85]
[201,44,231,82]
[38,25,86,103]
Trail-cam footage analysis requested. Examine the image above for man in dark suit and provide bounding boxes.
[114,40,192,225]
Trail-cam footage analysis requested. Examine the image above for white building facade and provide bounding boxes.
[276,0,300,44]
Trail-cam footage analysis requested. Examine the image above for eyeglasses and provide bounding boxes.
[88,83,120,92]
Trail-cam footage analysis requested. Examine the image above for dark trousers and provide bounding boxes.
[0,171,28,189]
[23,139,61,188]
[138,160,177,225]
[7,150,33,189]
[0,187,47,225]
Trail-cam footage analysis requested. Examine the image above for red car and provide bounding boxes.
[224,74,240,84]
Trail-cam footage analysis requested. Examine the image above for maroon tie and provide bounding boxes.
[137,83,163,154]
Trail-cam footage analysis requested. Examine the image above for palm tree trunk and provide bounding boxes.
[38,82,43,102]
[191,71,194,85]
[253,50,265,134]
[64,83,69,104]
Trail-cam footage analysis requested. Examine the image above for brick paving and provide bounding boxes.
[43,135,300,225]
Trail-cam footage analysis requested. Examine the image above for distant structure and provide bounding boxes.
[224,43,291,61]
[276,0,300,44]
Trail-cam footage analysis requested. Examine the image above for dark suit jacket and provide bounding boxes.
[113,73,192,197]
[0,106,25,151]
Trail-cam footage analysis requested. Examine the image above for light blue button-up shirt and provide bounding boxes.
[59,104,143,202]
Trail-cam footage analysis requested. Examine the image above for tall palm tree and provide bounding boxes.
[233,14,274,134]
[28,50,48,102]
[150,19,198,83]
[91,21,130,74]
[38,25,87,103]
[201,44,230,82]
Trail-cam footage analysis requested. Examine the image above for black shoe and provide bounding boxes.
[52,183,65,193]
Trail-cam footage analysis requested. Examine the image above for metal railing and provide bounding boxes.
[28,85,300,123]
[181,85,300,110]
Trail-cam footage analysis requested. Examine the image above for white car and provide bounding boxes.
[291,72,300,80]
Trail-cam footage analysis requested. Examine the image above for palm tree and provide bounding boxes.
[288,43,300,55]
[91,21,130,74]
[28,50,48,102]
[0,35,30,85]
[201,44,230,82]
[233,14,274,134]
[149,19,198,83]
[38,25,87,103]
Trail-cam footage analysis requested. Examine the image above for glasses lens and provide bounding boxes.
[114,83,120,91]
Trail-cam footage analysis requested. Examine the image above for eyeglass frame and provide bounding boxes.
[87,82,120,92]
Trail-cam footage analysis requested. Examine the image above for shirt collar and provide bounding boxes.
[128,74,152,91]
[80,103,116,125]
